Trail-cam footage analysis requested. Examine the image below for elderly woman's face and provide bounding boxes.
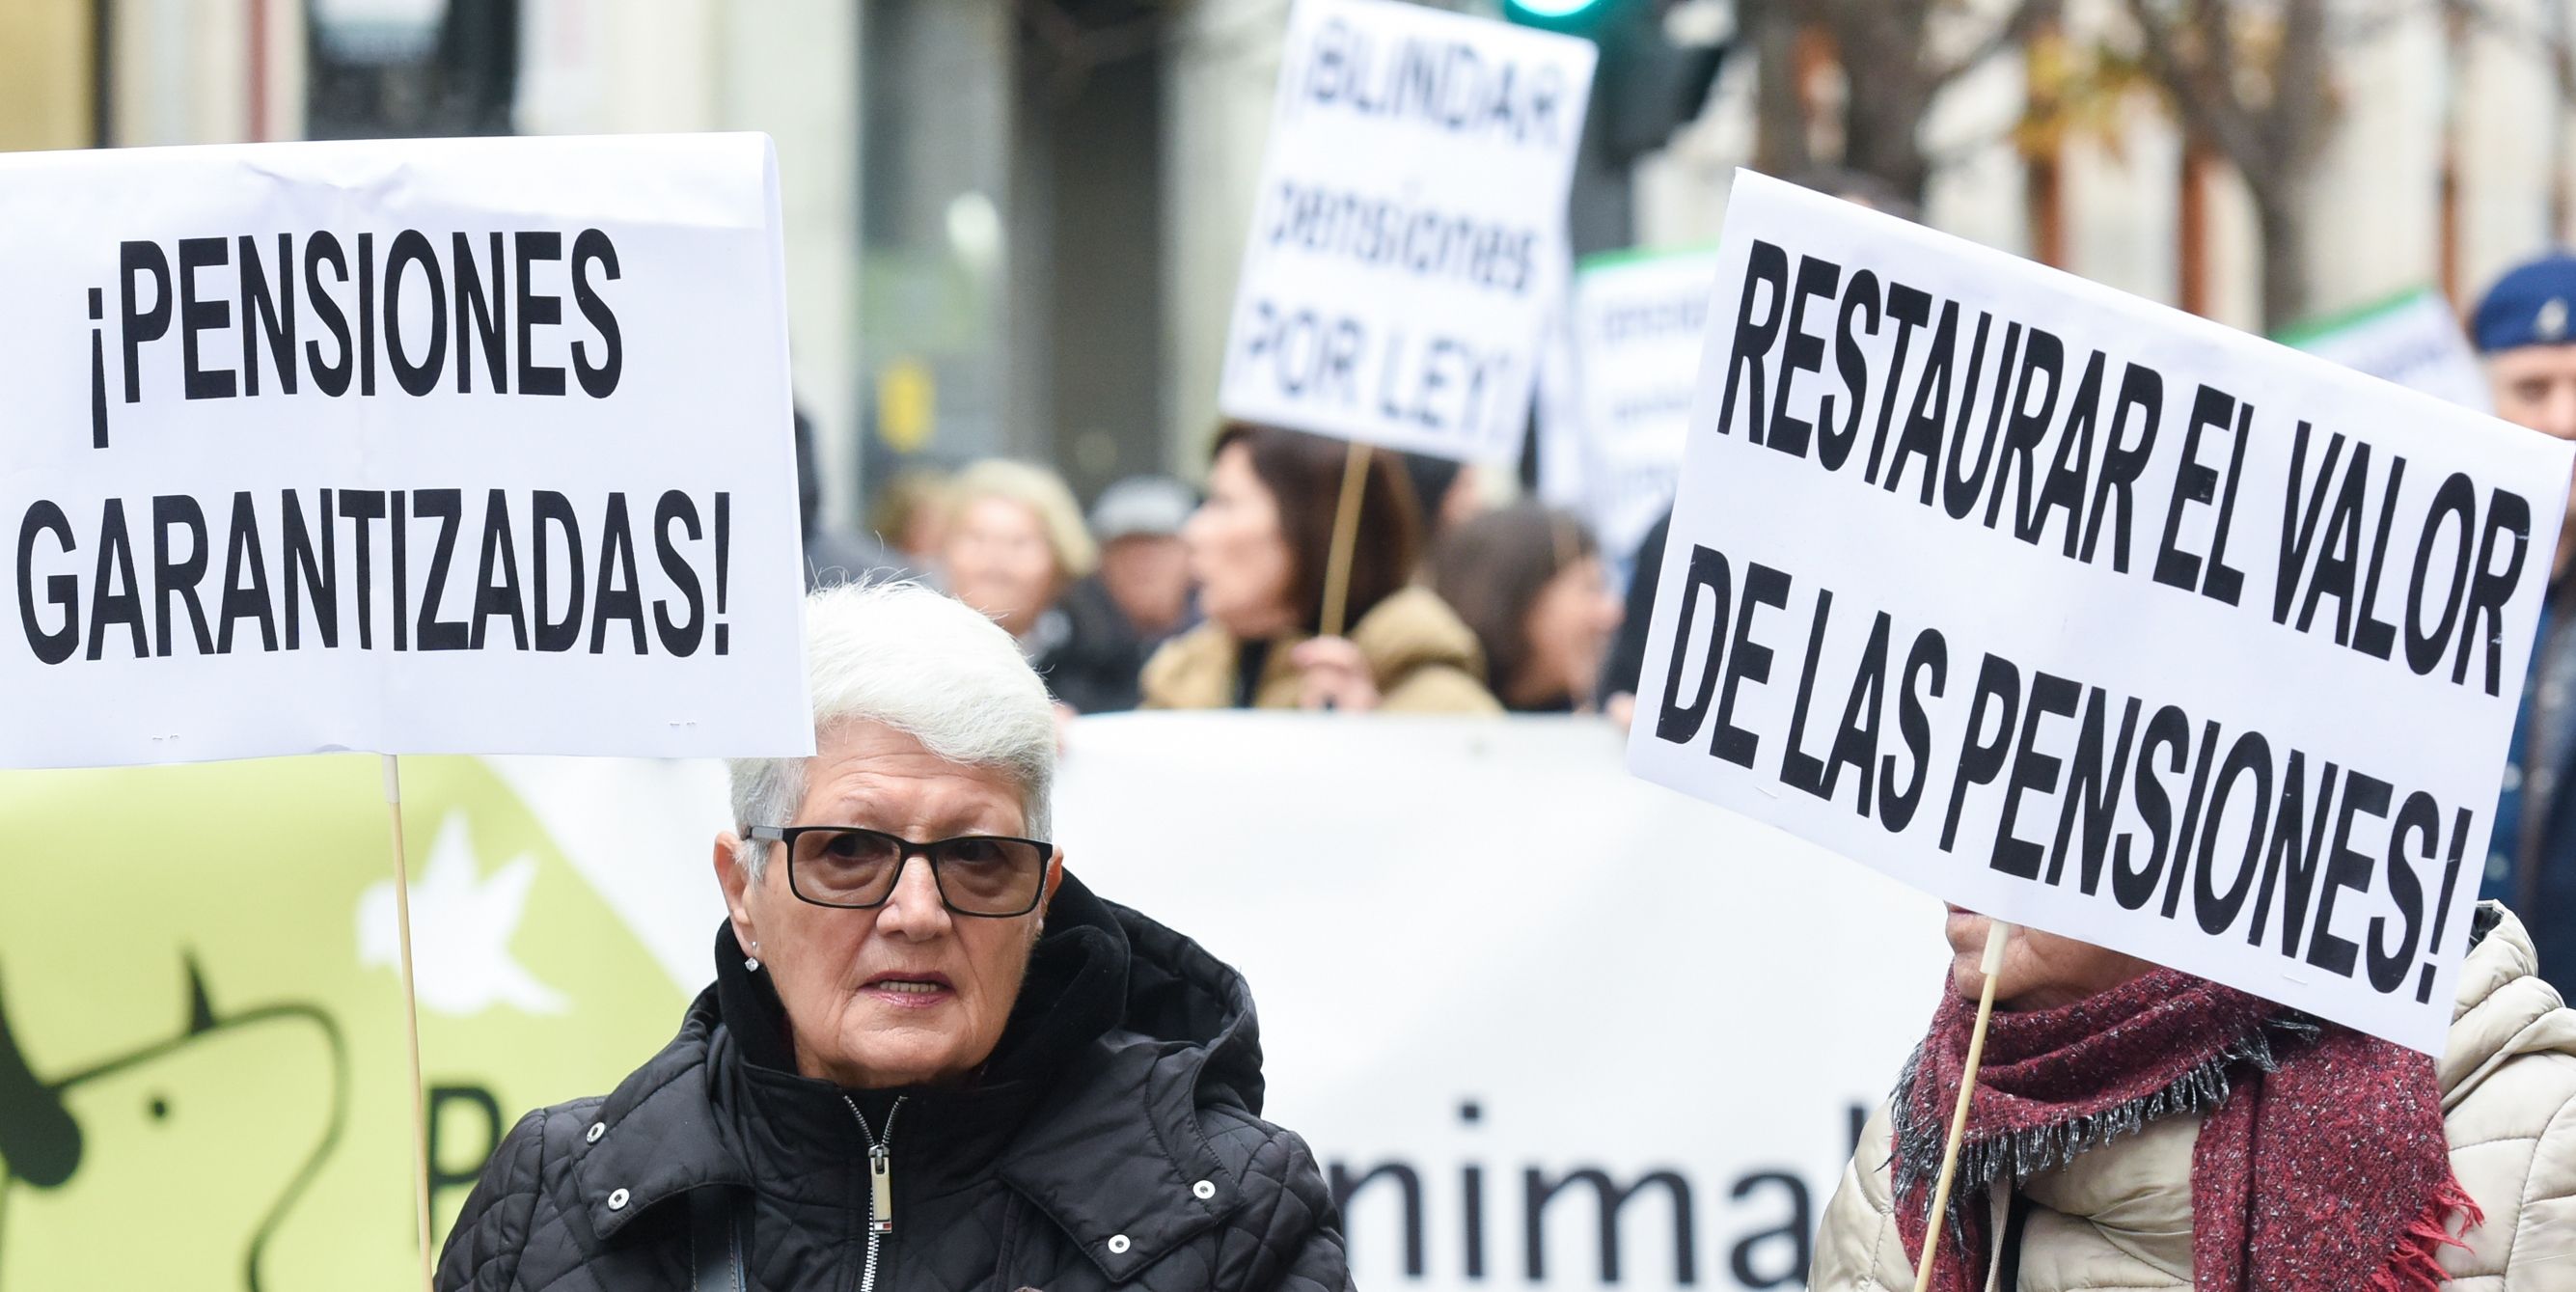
[945,496,1060,640]
[718,720,1059,1088]
[1945,907,2152,1011]
[1184,443,1298,640]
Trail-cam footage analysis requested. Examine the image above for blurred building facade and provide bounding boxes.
[10,0,2574,518]
[1177,0,2576,459]
[1635,0,2576,340]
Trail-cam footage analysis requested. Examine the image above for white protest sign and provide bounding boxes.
[1567,245,1723,564]
[1218,0,1598,462]
[1055,713,1942,1291]
[1627,172,2573,1054]
[2280,288,2493,414]
[0,135,811,768]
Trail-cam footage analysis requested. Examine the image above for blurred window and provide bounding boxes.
[306,0,517,139]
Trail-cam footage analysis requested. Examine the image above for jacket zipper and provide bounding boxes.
[842,1094,906,1292]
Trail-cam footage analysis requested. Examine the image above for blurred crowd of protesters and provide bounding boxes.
[795,217,2576,1019]
[807,421,1629,722]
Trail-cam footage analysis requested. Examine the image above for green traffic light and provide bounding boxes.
[1508,0,1607,17]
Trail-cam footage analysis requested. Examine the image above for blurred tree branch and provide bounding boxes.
[2442,0,2576,102]
[1748,0,2573,329]
[2123,0,2331,326]
[1743,0,2055,203]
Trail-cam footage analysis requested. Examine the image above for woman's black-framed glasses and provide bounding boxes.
[749,826,1055,917]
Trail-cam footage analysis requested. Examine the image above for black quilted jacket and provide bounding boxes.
[434,875,1350,1292]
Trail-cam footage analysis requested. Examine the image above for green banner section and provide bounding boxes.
[0,756,692,1289]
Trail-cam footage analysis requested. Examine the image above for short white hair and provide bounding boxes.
[729,580,1057,878]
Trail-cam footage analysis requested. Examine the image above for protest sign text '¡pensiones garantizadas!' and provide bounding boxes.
[14,225,752,669]
[0,134,807,766]
[88,229,623,448]
[17,486,734,667]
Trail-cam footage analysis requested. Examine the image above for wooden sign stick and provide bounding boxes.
[1912,917,2015,1292]
[1317,442,1374,641]
[383,754,437,1292]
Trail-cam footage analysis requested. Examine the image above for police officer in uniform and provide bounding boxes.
[2476,252,2576,996]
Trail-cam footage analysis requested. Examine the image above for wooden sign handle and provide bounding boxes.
[1317,442,1373,641]
[1912,918,2014,1292]
[384,754,437,1292]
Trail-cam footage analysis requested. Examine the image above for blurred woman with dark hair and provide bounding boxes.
[1425,504,1624,713]
[1141,422,1499,713]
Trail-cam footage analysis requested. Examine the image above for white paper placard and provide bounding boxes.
[0,134,812,768]
[1218,0,1598,462]
[2281,288,2494,414]
[1627,172,2573,1054]
[1567,244,1723,564]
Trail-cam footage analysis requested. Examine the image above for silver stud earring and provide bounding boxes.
[745,941,761,973]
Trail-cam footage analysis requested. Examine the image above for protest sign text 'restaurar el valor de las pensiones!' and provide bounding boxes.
[1632,174,2573,1052]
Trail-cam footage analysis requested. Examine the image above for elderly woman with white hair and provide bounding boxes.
[435,582,1351,1292]
[942,458,1152,714]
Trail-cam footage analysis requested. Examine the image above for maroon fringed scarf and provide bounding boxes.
[1890,968,2478,1292]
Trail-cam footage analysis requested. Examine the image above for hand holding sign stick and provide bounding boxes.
[1912,918,2014,1292]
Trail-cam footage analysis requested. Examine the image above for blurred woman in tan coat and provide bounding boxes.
[1142,423,1498,714]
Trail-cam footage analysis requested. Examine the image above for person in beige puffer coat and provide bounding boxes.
[1141,583,1499,712]
[1143,421,1501,714]
[1812,902,2576,1290]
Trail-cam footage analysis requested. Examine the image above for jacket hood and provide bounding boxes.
[2441,901,2576,1105]
[1098,891,1265,1113]
[991,868,1264,1113]
[993,878,1271,1280]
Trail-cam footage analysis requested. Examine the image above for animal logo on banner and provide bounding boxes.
[0,957,343,1288]
[0,757,689,1290]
